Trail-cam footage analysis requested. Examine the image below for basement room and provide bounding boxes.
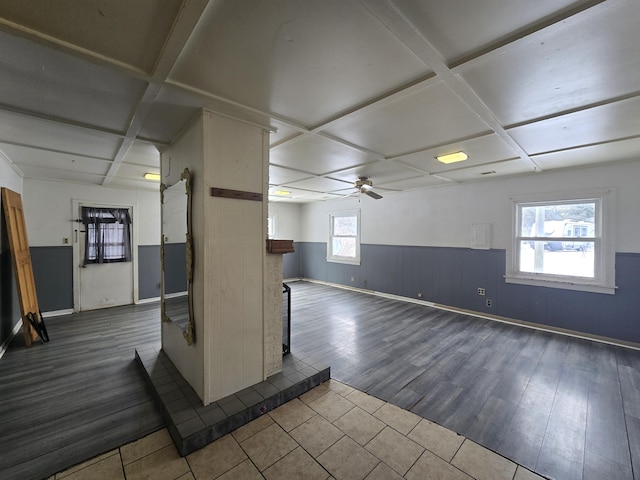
[1,1,640,480]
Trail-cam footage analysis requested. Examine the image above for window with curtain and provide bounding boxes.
[81,207,132,265]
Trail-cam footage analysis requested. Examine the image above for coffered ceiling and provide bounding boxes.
[0,1,638,202]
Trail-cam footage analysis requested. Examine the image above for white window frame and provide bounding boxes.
[506,188,616,295]
[328,210,361,265]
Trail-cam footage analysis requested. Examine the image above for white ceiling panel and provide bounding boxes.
[532,137,640,171]
[121,141,160,168]
[16,165,106,185]
[113,162,160,182]
[140,86,280,145]
[268,165,313,185]
[269,124,302,147]
[270,135,374,175]
[108,177,160,192]
[508,97,640,155]
[125,86,202,145]
[283,176,353,193]
[376,175,450,191]
[396,134,521,174]
[0,30,148,132]
[458,1,640,126]
[0,0,183,73]
[0,110,120,159]
[0,142,110,175]
[169,0,429,127]
[326,160,417,184]
[323,81,491,156]
[269,186,342,203]
[392,0,583,64]
[436,159,533,183]
[1,1,639,202]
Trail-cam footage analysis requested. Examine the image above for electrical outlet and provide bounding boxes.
[417,292,423,298]
[351,276,355,282]
[478,288,485,296]
[486,299,492,307]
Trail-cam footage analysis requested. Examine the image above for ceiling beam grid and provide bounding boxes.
[360,0,541,173]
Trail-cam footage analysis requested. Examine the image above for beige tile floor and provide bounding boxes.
[49,380,546,480]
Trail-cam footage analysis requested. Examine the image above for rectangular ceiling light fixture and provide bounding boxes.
[143,172,161,181]
[436,151,468,164]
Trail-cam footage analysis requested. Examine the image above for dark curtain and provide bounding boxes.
[81,207,132,265]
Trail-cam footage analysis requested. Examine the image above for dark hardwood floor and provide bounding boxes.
[0,303,163,480]
[290,281,640,480]
[2,280,639,479]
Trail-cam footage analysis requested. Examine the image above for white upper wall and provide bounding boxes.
[0,151,23,193]
[268,202,301,240]
[300,160,640,254]
[22,178,160,247]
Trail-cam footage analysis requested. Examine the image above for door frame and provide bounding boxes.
[71,199,139,312]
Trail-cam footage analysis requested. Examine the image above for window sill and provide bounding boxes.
[505,274,616,295]
[327,256,360,266]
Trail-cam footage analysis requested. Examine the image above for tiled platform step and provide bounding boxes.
[135,346,330,456]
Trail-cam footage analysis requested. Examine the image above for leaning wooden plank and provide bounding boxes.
[1,187,40,347]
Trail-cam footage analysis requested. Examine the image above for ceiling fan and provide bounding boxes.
[354,176,383,199]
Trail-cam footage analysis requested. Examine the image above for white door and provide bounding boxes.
[74,202,134,311]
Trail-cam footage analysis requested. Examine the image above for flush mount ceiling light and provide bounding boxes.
[273,190,291,196]
[436,151,468,164]
[143,172,161,181]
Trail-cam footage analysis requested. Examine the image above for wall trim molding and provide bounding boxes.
[300,278,640,352]
[283,277,302,283]
[44,309,74,317]
[137,296,161,305]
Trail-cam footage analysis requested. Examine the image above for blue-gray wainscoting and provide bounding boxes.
[162,243,186,296]
[138,245,161,300]
[9,242,638,346]
[298,242,640,344]
[1,246,74,348]
[283,248,301,279]
[1,244,165,348]
[30,246,73,312]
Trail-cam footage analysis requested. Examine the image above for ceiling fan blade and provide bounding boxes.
[365,190,383,200]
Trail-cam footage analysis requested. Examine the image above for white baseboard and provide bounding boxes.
[43,308,74,317]
[164,291,187,299]
[283,277,303,283]
[136,296,161,305]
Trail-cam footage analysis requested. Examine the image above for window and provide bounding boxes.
[506,189,615,294]
[328,210,360,265]
[81,207,132,265]
[267,216,275,239]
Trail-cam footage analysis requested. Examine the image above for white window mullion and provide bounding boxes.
[328,210,361,265]
[506,189,615,294]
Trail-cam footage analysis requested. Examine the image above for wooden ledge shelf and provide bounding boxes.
[266,239,294,254]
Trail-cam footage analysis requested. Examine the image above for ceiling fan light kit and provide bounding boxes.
[354,176,383,199]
